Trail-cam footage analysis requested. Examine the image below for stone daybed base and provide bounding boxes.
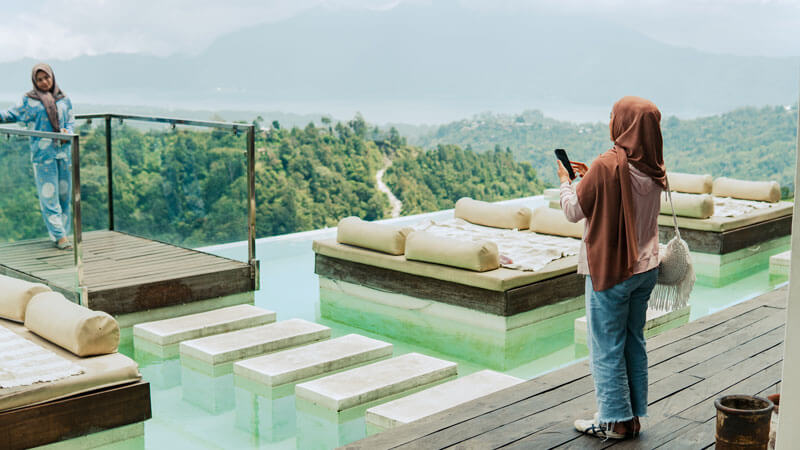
[657,201,792,254]
[313,239,583,317]
[0,319,150,449]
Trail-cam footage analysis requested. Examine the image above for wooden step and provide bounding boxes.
[180,319,330,366]
[134,304,276,346]
[295,353,457,412]
[365,370,524,431]
[234,334,392,387]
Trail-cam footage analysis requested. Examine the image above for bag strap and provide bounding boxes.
[664,176,681,240]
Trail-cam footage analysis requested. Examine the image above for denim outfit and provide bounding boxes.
[0,96,75,240]
[585,268,658,423]
[561,166,662,426]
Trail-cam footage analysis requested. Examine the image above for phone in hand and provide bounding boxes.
[554,148,575,180]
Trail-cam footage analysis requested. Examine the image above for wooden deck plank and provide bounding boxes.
[348,288,787,450]
[470,372,701,449]
[0,230,253,315]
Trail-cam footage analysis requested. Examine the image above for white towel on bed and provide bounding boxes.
[713,197,776,218]
[0,327,83,388]
[412,218,580,272]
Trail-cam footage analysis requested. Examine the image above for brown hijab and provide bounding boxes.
[576,96,666,291]
[26,63,66,132]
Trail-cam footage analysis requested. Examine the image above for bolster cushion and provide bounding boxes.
[0,274,51,322]
[529,206,584,238]
[337,216,413,255]
[454,198,532,230]
[405,231,500,272]
[660,192,714,219]
[667,172,713,194]
[25,291,120,357]
[712,177,781,203]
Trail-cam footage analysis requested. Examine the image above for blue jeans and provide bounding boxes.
[32,156,71,241]
[585,268,658,424]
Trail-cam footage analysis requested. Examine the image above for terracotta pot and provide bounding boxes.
[715,395,774,449]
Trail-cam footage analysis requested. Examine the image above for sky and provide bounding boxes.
[1,0,799,64]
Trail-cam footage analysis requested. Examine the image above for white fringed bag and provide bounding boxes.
[651,177,695,311]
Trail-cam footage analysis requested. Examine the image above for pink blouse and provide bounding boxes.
[560,164,662,276]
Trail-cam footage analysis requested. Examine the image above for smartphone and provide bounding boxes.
[554,148,575,180]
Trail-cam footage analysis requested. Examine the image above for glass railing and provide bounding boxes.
[0,126,84,301]
[75,113,259,286]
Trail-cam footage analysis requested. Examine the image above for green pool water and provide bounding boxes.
[109,200,787,449]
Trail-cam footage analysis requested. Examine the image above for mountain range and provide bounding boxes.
[0,3,797,124]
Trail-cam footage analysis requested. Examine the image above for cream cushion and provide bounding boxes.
[454,198,531,230]
[337,217,413,255]
[529,207,584,238]
[314,239,578,292]
[0,275,51,323]
[661,192,714,219]
[25,292,120,357]
[713,177,781,203]
[667,172,713,194]
[405,231,500,272]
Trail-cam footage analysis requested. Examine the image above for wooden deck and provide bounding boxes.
[0,230,254,315]
[349,286,787,449]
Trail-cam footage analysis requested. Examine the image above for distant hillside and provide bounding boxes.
[416,106,799,192]
[0,3,796,123]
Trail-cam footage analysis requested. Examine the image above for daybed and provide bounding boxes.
[314,201,586,369]
[0,276,151,449]
[657,173,792,286]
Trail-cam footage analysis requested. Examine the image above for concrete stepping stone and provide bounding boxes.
[365,370,524,432]
[295,352,457,413]
[134,304,276,358]
[770,250,791,278]
[180,318,330,367]
[574,305,691,345]
[234,334,393,387]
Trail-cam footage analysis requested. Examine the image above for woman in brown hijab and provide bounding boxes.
[558,96,666,439]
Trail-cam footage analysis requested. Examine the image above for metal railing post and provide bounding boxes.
[70,134,84,302]
[104,115,114,230]
[247,125,258,289]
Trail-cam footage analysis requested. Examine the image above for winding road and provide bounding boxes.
[376,157,403,218]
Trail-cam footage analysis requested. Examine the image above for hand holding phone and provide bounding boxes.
[554,148,575,180]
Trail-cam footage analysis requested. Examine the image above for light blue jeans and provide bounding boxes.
[32,156,71,241]
[585,268,658,424]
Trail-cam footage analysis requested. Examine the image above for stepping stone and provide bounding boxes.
[134,304,276,346]
[574,305,691,345]
[365,370,524,431]
[295,352,457,412]
[770,250,791,277]
[180,319,330,366]
[234,334,393,387]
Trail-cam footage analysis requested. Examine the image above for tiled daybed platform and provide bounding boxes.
[347,285,787,449]
[314,238,584,370]
[658,202,792,286]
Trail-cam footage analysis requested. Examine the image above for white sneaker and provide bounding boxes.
[574,413,626,440]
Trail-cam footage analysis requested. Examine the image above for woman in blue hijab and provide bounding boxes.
[0,63,75,249]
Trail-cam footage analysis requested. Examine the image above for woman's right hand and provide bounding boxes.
[571,161,589,177]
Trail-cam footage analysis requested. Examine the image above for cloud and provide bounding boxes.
[460,0,800,57]
[0,0,797,63]
[0,0,418,62]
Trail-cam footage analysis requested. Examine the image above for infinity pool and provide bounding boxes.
[114,197,786,449]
